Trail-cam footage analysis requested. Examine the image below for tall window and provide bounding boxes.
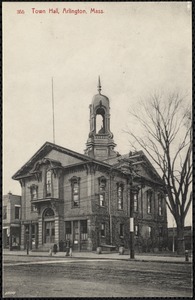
[3,206,7,220]
[159,226,163,237]
[148,226,152,238]
[46,170,52,197]
[65,221,71,240]
[31,185,38,200]
[31,203,37,212]
[15,206,20,219]
[101,223,105,237]
[147,190,153,214]
[81,220,88,240]
[30,185,38,212]
[119,224,124,237]
[31,225,36,246]
[99,177,106,207]
[70,177,80,207]
[117,183,124,210]
[133,192,138,212]
[158,194,163,216]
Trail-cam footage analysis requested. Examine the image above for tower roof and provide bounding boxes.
[92,76,110,108]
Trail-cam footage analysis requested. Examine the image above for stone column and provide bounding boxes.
[58,217,64,242]
[78,221,81,251]
[87,218,93,251]
[35,223,38,248]
[29,223,32,250]
[55,216,59,244]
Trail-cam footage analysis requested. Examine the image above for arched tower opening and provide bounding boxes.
[96,107,105,134]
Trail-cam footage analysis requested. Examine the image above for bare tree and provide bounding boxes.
[127,92,192,254]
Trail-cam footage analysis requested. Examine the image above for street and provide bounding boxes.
[3,256,192,298]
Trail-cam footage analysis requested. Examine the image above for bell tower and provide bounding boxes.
[85,77,117,161]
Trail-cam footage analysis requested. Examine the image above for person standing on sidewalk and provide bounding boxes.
[65,239,70,256]
[59,240,64,252]
[69,240,73,257]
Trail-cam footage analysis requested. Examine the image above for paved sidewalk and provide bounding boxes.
[3,249,192,264]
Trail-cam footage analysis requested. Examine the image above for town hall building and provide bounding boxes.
[12,79,167,252]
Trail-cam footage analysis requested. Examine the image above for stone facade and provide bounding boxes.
[12,80,167,252]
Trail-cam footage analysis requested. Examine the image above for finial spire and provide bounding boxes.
[97,76,101,94]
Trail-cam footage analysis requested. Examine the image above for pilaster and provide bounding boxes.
[87,218,93,251]
[21,224,25,249]
[38,218,43,245]
[55,216,59,244]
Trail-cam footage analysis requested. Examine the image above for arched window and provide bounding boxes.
[148,226,152,238]
[30,185,38,200]
[133,192,138,212]
[98,176,106,207]
[43,208,55,218]
[46,170,52,197]
[96,107,105,134]
[117,182,124,210]
[147,190,153,214]
[30,185,38,212]
[158,193,163,216]
[70,176,80,207]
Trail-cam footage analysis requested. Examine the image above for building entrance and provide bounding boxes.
[65,220,88,251]
[45,221,55,243]
[43,208,55,244]
[73,221,79,251]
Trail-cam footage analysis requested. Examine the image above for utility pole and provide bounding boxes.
[130,188,135,259]
[109,171,113,245]
[52,77,55,144]
[26,227,29,255]
[120,157,136,259]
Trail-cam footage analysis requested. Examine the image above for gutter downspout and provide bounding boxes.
[109,170,113,245]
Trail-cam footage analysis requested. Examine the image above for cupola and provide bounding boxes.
[84,77,117,161]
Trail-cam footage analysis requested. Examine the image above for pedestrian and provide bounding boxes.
[65,239,70,256]
[59,240,64,252]
[69,240,73,257]
[53,243,58,254]
[49,246,52,256]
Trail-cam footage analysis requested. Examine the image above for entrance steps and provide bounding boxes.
[31,243,54,252]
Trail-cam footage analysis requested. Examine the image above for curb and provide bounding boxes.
[3,253,192,264]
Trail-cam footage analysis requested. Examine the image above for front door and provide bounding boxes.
[73,221,79,251]
[45,221,55,243]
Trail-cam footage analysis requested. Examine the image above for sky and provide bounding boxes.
[3,2,192,226]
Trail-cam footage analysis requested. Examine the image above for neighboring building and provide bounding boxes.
[12,79,167,252]
[3,193,21,249]
[167,226,192,252]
